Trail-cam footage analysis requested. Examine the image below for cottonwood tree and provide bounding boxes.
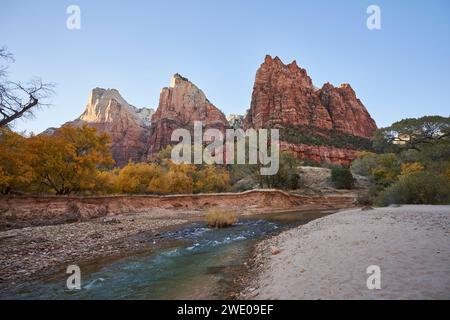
[373,116,450,152]
[0,46,54,127]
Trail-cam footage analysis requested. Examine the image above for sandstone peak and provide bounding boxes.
[148,74,228,154]
[170,73,191,88]
[80,87,154,126]
[56,88,155,166]
[258,54,314,90]
[245,55,377,139]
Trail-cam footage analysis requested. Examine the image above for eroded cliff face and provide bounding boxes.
[43,56,377,167]
[244,55,377,138]
[148,74,229,154]
[243,55,377,165]
[66,88,154,166]
[280,142,357,167]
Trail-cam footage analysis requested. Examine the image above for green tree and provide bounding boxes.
[331,166,355,189]
[374,116,449,152]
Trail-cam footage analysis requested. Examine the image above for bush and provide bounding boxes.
[331,167,355,189]
[206,209,237,228]
[375,172,450,206]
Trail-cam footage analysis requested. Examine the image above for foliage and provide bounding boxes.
[373,116,450,153]
[205,209,237,228]
[0,128,32,193]
[27,125,114,194]
[194,165,230,193]
[281,124,373,151]
[116,162,165,194]
[351,152,401,187]
[330,166,355,189]
[400,162,424,177]
[230,151,303,190]
[375,172,450,206]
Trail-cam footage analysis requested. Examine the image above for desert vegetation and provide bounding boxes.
[0,126,231,195]
[205,209,238,228]
[351,116,450,205]
[330,167,355,189]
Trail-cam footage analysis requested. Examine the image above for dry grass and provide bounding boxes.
[206,209,238,228]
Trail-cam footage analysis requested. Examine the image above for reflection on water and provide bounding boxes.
[1,209,333,300]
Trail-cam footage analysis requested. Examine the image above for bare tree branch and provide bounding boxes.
[0,46,54,127]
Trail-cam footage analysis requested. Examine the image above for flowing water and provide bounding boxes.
[2,209,334,299]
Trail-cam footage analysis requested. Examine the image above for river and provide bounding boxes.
[2,209,335,299]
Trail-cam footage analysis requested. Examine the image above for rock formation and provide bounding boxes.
[244,55,377,165]
[65,88,154,166]
[43,56,377,167]
[280,142,357,167]
[148,74,229,154]
[244,55,377,138]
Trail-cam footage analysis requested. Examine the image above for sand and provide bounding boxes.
[242,205,450,300]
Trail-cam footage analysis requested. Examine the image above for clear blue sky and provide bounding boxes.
[1,0,449,134]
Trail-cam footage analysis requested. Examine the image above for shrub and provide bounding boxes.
[116,162,165,194]
[375,172,450,206]
[194,165,230,193]
[205,209,237,228]
[400,162,424,177]
[331,166,355,189]
[258,152,303,190]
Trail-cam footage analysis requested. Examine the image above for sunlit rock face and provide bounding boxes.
[148,74,229,154]
[245,55,377,137]
[67,88,154,166]
[244,55,377,165]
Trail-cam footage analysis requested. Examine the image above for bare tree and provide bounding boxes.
[0,46,54,127]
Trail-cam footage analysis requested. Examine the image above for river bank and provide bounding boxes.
[0,208,336,299]
[0,190,356,295]
[240,205,450,300]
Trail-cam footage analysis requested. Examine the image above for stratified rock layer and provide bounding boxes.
[244,55,377,138]
[66,88,154,166]
[244,55,377,165]
[280,142,357,167]
[148,74,229,154]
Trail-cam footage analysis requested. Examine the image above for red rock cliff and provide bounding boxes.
[63,88,154,166]
[243,55,377,166]
[244,55,377,138]
[148,74,229,154]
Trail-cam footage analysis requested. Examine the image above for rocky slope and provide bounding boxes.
[65,88,154,166]
[148,74,229,154]
[43,56,377,167]
[244,55,377,137]
[243,55,377,165]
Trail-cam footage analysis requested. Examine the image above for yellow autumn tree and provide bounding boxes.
[400,162,424,177]
[27,125,114,194]
[93,169,120,195]
[164,161,195,194]
[116,162,165,194]
[194,165,230,193]
[0,128,33,194]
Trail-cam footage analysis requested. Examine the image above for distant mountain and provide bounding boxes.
[43,55,378,167]
[243,55,377,165]
[148,73,228,154]
[51,88,154,166]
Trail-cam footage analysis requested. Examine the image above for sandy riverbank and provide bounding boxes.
[241,205,450,300]
[0,209,192,290]
[0,193,356,293]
